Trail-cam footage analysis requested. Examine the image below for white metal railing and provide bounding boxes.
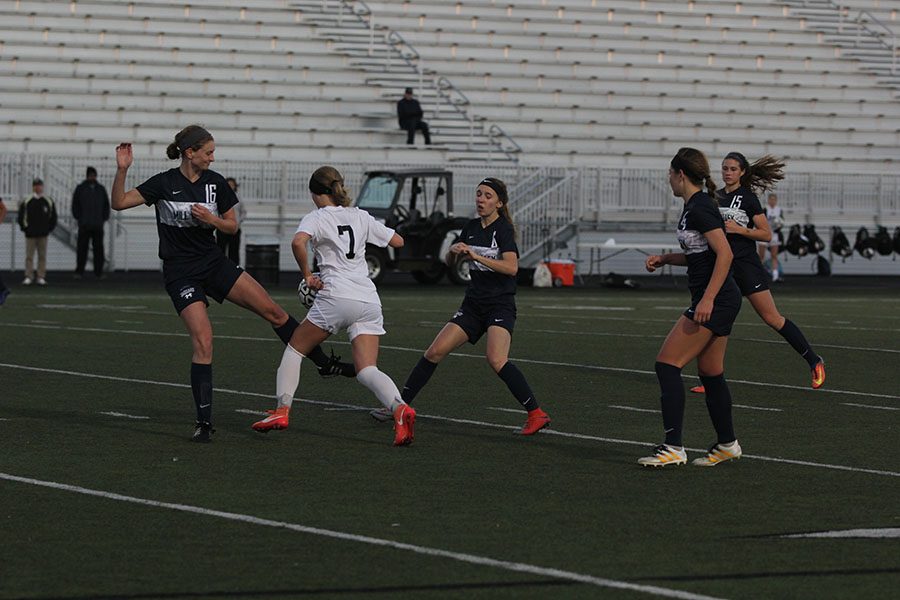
[514,171,581,264]
[4,154,900,271]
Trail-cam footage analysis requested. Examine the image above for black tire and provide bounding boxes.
[447,256,472,285]
[411,263,446,284]
[366,248,388,284]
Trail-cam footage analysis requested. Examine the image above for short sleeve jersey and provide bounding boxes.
[297,205,395,305]
[136,168,238,271]
[461,216,518,301]
[716,186,764,259]
[677,192,727,290]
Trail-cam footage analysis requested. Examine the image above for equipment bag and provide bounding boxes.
[803,224,826,254]
[854,227,876,259]
[831,226,853,258]
[874,226,893,256]
[784,224,808,256]
[815,255,831,276]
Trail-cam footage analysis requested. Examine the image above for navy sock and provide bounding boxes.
[778,319,820,369]
[497,362,539,411]
[699,373,736,445]
[655,361,685,447]
[306,345,330,368]
[190,362,213,424]
[401,357,438,404]
[273,315,300,345]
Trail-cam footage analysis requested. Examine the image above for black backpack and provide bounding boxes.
[854,227,876,259]
[803,224,826,254]
[784,224,808,256]
[874,226,893,256]
[831,226,853,258]
[815,255,831,276]
[893,226,900,255]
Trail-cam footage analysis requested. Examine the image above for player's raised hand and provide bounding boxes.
[116,143,133,169]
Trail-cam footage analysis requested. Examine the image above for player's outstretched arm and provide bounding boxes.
[111,143,146,210]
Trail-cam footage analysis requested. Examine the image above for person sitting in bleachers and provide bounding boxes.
[397,88,431,146]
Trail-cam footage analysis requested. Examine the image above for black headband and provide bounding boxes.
[309,176,335,196]
[724,152,750,172]
[477,178,505,200]
[177,127,212,152]
[670,156,704,184]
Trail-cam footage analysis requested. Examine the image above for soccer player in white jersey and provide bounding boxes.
[251,166,415,446]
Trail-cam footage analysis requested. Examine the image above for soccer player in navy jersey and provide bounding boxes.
[640,148,742,467]
[371,177,551,435]
[111,126,352,442]
[689,153,824,394]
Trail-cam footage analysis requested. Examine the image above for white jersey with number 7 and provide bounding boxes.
[296,205,395,305]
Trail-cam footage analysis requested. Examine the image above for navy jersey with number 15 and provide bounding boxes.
[716,186,764,259]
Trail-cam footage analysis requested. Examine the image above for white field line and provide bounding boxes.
[608,405,658,414]
[400,307,900,333]
[485,406,525,414]
[234,408,268,416]
[2,362,899,479]
[732,404,783,413]
[841,403,900,411]
[0,472,720,600]
[782,528,900,539]
[3,321,897,402]
[531,305,635,311]
[98,411,151,420]
[419,321,900,355]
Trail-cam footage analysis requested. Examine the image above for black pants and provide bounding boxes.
[216,229,242,264]
[76,225,105,276]
[404,121,431,145]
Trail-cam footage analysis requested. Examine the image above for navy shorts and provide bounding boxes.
[165,255,244,314]
[683,277,741,337]
[450,296,516,344]
[732,255,770,296]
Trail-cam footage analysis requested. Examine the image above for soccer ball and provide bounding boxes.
[297,274,319,309]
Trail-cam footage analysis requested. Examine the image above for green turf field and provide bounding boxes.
[1,280,898,600]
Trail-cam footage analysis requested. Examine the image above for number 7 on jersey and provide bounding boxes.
[337,225,356,259]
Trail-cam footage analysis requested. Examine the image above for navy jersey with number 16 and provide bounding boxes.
[137,167,238,266]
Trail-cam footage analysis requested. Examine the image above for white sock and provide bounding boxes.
[356,366,404,412]
[276,345,304,410]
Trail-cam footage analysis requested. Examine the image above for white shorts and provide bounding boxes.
[306,295,385,340]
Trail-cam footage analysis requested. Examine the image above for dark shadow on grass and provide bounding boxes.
[15,578,576,599]
[635,567,900,582]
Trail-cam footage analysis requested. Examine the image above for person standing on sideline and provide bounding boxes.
[0,196,9,305]
[72,166,111,279]
[689,153,824,394]
[371,177,551,436]
[640,148,742,468]
[215,177,245,263]
[397,87,431,145]
[759,193,784,282]
[111,126,354,443]
[17,178,57,286]
[251,166,416,446]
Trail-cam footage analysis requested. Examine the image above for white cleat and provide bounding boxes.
[692,441,742,467]
[638,444,687,467]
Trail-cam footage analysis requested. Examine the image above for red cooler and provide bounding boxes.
[544,259,575,287]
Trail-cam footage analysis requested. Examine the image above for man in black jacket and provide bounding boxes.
[72,166,111,278]
[17,178,57,286]
[397,87,431,145]
[0,196,9,304]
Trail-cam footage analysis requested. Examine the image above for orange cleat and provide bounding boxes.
[516,408,551,435]
[690,385,706,394]
[252,406,290,432]
[393,404,416,446]
[811,360,826,389]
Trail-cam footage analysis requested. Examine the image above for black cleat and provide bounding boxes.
[317,350,356,379]
[191,421,215,443]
